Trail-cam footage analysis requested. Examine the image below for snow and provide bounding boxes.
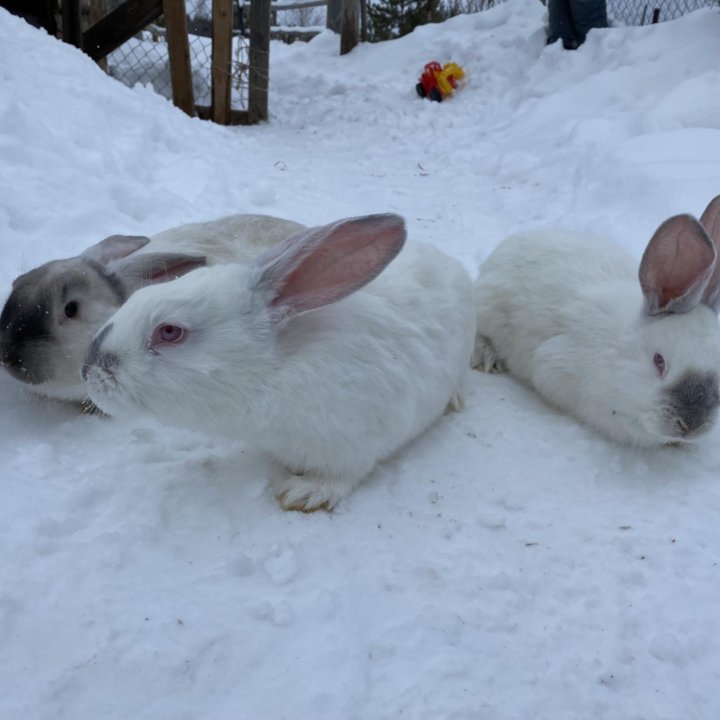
[2,1,720,717]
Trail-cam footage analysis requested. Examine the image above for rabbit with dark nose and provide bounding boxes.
[82,214,475,511]
[0,213,305,402]
[473,195,720,446]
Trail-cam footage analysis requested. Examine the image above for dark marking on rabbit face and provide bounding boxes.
[81,323,117,381]
[0,259,126,387]
[0,272,56,384]
[663,371,720,438]
[81,259,127,304]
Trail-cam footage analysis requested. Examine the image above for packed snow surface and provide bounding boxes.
[2,2,720,718]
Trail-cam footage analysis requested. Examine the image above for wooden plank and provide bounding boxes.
[83,0,109,69]
[270,27,321,43]
[0,0,58,35]
[63,0,83,48]
[44,0,58,36]
[240,0,326,11]
[360,0,367,42]
[82,0,109,30]
[248,0,271,124]
[196,105,251,125]
[212,0,234,125]
[163,0,195,116]
[339,0,358,55]
[83,0,163,61]
[326,0,340,31]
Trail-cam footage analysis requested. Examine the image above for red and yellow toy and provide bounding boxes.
[416,61,465,102]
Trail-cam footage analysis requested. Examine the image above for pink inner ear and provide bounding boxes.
[700,195,720,311]
[639,214,715,315]
[701,194,720,244]
[263,214,406,318]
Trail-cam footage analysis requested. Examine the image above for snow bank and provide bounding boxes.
[1,1,720,717]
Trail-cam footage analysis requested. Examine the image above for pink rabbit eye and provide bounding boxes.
[653,352,666,377]
[151,323,186,347]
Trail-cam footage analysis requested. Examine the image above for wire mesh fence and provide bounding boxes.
[445,0,717,24]
[107,0,250,110]
[608,0,718,25]
[104,0,718,110]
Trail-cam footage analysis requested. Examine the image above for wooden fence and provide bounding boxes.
[1,0,362,125]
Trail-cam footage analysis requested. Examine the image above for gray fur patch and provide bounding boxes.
[84,259,127,303]
[665,371,720,434]
[0,276,55,383]
[82,323,117,379]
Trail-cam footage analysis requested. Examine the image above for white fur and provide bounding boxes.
[143,214,306,263]
[473,228,720,446]
[83,216,475,511]
[0,214,305,402]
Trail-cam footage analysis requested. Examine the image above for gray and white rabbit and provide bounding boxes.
[473,196,720,446]
[0,213,305,402]
[82,214,475,511]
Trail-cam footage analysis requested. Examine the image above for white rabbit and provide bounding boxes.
[0,213,305,402]
[82,214,475,511]
[473,196,720,446]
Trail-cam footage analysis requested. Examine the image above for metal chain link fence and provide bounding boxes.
[105,0,718,108]
[608,0,718,25]
[107,0,250,110]
[445,0,717,24]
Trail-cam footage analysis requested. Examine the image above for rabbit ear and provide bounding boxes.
[107,253,207,295]
[251,214,406,322]
[639,214,716,316]
[699,195,720,311]
[700,194,720,242]
[81,235,151,266]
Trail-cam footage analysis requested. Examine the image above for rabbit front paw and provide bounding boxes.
[275,474,356,513]
[472,335,508,374]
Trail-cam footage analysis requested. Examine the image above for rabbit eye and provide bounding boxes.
[653,352,666,377]
[151,324,186,347]
[64,301,79,319]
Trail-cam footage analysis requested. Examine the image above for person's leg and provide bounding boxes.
[569,0,608,45]
[547,0,580,48]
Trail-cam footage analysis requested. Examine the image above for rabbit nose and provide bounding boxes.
[0,342,16,366]
[82,350,119,380]
[675,405,714,434]
[0,344,49,385]
[1,352,23,370]
[0,348,25,375]
[1,342,31,380]
[675,418,690,436]
[667,371,720,438]
[82,323,118,381]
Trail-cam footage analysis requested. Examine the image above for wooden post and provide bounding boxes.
[44,0,58,36]
[212,0,234,124]
[63,0,83,47]
[339,0,358,55]
[326,0,340,31]
[651,7,661,23]
[248,0,270,124]
[2,0,58,35]
[82,0,108,30]
[83,0,110,69]
[360,0,367,42]
[163,0,195,116]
